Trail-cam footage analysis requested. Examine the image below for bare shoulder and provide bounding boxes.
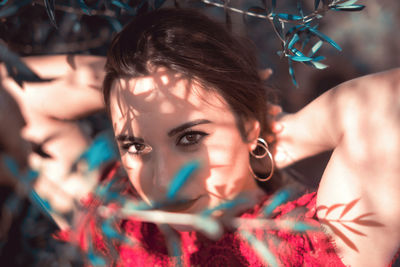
[334,69,400,163]
[333,68,400,106]
[273,68,400,168]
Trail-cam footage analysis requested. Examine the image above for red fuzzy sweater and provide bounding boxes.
[115,192,344,267]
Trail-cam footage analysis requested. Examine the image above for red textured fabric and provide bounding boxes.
[65,163,348,267]
[112,192,345,267]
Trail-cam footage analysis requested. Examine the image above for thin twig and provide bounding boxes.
[201,0,272,19]
[32,0,116,17]
[98,205,318,232]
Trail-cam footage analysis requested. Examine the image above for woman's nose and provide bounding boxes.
[152,149,181,194]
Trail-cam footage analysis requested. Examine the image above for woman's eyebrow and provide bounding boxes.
[168,119,212,137]
[115,134,144,143]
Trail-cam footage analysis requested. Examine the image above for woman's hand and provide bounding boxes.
[0,55,107,229]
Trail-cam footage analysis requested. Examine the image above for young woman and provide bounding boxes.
[1,7,399,267]
[95,8,400,266]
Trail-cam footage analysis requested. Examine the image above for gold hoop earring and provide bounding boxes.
[249,138,274,182]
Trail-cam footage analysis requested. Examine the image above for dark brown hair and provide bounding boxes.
[103,8,274,141]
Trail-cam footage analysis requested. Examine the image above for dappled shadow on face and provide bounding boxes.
[108,68,261,213]
[111,69,198,139]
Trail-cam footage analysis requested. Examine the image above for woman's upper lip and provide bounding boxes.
[158,197,201,213]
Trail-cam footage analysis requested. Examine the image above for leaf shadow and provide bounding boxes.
[317,198,385,252]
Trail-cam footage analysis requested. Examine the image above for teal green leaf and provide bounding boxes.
[272,15,283,39]
[166,161,200,200]
[312,56,326,62]
[0,0,31,18]
[308,27,342,51]
[291,221,318,232]
[107,17,123,32]
[2,155,19,176]
[194,216,222,239]
[308,40,323,57]
[75,130,119,171]
[301,33,311,50]
[277,13,302,21]
[201,197,247,216]
[271,0,276,13]
[44,0,57,28]
[314,0,321,10]
[159,224,183,265]
[335,0,359,6]
[286,25,305,37]
[101,219,125,240]
[111,0,134,12]
[290,55,313,62]
[87,235,107,266]
[2,155,39,184]
[297,0,304,17]
[306,60,328,69]
[0,43,53,87]
[288,59,298,87]
[77,0,92,15]
[154,0,166,9]
[290,47,306,57]
[28,190,56,224]
[240,230,279,267]
[88,251,106,266]
[332,5,365,11]
[288,33,299,49]
[263,189,290,216]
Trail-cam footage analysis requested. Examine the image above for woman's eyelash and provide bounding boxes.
[121,143,134,150]
[176,130,209,146]
[121,142,151,155]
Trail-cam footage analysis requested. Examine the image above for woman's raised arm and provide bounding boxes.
[275,68,400,266]
[274,68,400,168]
[0,54,106,120]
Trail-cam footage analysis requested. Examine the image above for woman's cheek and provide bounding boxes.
[205,146,250,199]
[120,155,148,197]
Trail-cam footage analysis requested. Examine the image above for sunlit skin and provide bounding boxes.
[109,68,265,214]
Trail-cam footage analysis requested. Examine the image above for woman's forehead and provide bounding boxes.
[109,70,234,132]
[111,70,228,111]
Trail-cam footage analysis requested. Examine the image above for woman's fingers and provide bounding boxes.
[259,68,273,81]
[0,89,29,186]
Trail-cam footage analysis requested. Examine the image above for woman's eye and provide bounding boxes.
[177,131,208,146]
[121,143,152,155]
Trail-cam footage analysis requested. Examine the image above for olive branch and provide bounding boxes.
[201,0,365,86]
[0,0,365,87]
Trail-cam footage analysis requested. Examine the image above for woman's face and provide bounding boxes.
[109,69,263,214]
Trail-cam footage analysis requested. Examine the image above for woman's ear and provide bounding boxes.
[245,119,260,151]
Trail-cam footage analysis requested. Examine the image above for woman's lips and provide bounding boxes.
[158,197,201,213]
